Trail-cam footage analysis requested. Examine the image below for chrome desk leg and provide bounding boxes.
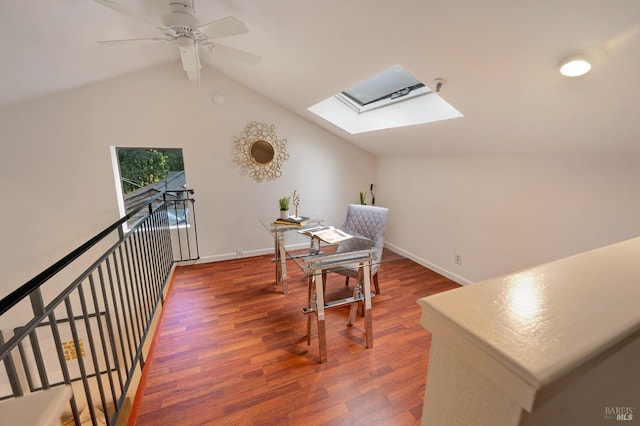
[275,230,288,294]
[315,269,327,363]
[306,275,313,346]
[362,260,373,348]
[274,230,280,285]
[307,269,327,363]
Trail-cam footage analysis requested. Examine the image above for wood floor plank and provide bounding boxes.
[132,253,460,425]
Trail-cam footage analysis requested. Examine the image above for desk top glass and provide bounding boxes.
[260,215,402,276]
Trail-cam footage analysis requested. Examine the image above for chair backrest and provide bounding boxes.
[338,204,389,270]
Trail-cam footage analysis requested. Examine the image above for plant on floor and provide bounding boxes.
[359,191,367,205]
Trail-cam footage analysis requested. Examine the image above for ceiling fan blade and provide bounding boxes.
[195,42,201,87]
[205,43,261,65]
[197,16,249,39]
[98,37,173,44]
[178,38,200,82]
[93,0,174,34]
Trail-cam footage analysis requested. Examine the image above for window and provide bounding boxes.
[308,64,463,134]
[111,147,187,227]
[338,64,427,112]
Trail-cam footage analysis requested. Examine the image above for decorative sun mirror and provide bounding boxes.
[233,121,288,182]
[250,140,275,164]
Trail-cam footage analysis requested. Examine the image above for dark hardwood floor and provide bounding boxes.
[130,253,460,425]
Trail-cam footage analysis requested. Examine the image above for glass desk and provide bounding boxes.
[261,216,326,294]
[261,216,389,363]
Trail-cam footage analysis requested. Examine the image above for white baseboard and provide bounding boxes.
[384,242,472,286]
[181,243,473,287]
[193,242,316,265]
[194,247,274,264]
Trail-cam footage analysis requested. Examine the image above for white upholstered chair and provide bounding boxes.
[322,204,389,296]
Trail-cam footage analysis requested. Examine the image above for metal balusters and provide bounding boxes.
[0,188,198,425]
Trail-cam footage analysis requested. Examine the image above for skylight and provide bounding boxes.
[308,65,463,134]
[340,65,426,112]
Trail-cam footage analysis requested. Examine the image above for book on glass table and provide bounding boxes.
[297,226,353,244]
[273,216,311,227]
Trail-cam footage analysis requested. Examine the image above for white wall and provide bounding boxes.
[3,60,639,303]
[377,155,640,284]
[0,62,376,300]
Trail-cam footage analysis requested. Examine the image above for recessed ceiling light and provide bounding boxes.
[559,55,594,77]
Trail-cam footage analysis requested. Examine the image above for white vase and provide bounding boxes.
[280,210,289,219]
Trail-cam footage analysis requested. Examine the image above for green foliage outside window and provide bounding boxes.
[117,148,184,194]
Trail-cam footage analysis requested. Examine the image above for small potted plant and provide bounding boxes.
[279,196,290,219]
[359,191,367,205]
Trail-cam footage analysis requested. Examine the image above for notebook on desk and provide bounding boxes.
[274,216,311,227]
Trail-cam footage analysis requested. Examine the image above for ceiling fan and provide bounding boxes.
[94,0,261,84]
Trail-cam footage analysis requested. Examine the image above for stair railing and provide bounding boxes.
[0,188,198,425]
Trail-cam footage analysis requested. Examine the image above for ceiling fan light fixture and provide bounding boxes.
[177,36,194,52]
[559,55,594,77]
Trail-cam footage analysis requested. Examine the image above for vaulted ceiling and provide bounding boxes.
[1,0,638,156]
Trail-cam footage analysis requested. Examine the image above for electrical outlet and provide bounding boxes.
[454,252,462,265]
[235,249,243,257]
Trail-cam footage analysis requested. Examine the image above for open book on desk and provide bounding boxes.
[298,226,352,244]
